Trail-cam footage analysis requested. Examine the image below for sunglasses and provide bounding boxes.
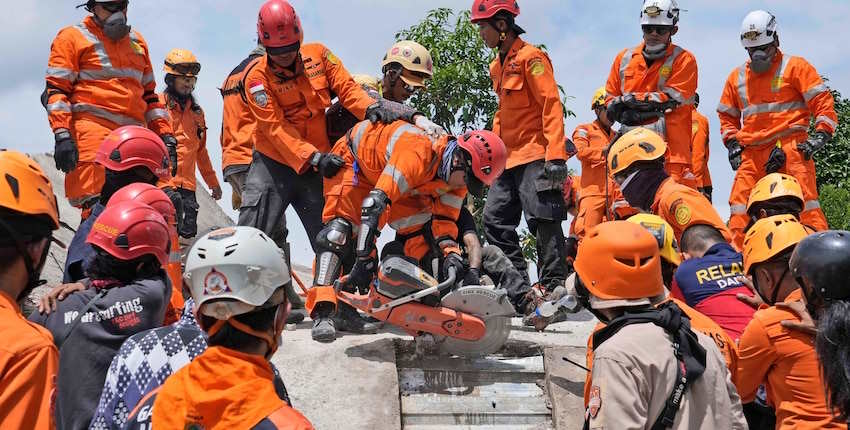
[167,62,201,76]
[642,25,672,36]
[101,1,129,13]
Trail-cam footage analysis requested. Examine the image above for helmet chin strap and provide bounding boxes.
[206,303,288,359]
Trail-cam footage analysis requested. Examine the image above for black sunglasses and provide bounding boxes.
[642,25,672,36]
[100,1,129,13]
[167,62,201,76]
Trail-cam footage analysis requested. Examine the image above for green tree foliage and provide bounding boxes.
[813,86,850,229]
[818,185,850,230]
[396,8,573,263]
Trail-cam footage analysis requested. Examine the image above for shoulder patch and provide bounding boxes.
[587,385,602,419]
[674,202,692,226]
[248,80,268,107]
[130,40,145,56]
[326,50,340,65]
[528,57,545,77]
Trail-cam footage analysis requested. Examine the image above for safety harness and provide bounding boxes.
[585,301,707,429]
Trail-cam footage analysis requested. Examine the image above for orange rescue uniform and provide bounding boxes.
[572,120,612,238]
[220,53,263,178]
[159,93,220,193]
[718,51,835,248]
[150,346,313,430]
[490,37,567,168]
[244,43,375,174]
[583,297,739,405]
[735,289,846,429]
[651,177,733,245]
[691,110,712,190]
[312,121,466,310]
[0,291,58,430]
[44,16,172,208]
[606,42,698,187]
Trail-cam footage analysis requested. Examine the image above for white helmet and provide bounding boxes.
[740,10,777,48]
[640,0,679,26]
[185,226,291,321]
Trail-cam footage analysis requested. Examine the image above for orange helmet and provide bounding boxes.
[574,221,664,308]
[746,173,804,213]
[607,127,667,176]
[0,150,59,230]
[743,214,810,274]
[163,48,201,77]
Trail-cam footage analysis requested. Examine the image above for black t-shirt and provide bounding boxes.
[456,206,478,243]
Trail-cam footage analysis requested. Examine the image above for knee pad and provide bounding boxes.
[314,218,352,285]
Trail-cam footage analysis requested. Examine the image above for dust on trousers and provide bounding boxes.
[237,151,323,250]
[227,169,289,243]
[483,159,568,290]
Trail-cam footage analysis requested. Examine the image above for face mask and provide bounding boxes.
[620,168,669,210]
[102,12,131,41]
[643,43,668,60]
[750,49,773,74]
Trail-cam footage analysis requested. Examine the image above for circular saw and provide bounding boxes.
[436,285,515,357]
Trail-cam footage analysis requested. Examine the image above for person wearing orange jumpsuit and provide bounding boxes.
[0,151,61,430]
[691,94,713,202]
[43,0,175,214]
[471,1,570,293]
[605,0,698,189]
[737,214,846,429]
[159,48,221,239]
[718,10,835,247]
[311,121,506,342]
[607,127,732,245]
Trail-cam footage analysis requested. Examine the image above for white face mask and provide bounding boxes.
[102,11,131,41]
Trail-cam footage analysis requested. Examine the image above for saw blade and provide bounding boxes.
[436,286,515,357]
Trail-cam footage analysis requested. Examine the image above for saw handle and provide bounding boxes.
[437,267,457,293]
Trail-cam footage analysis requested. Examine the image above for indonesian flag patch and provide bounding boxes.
[249,80,268,107]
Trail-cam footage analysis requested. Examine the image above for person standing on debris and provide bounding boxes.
[30,200,171,430]
[605,0,698,188]
[719,10,835,248]
[123,226,314,430]
[43,0,176,218]
[0,151,61,430]
[471,0,570,299]
[737,215,846,429]
[606,127,732,244]
[159,48,222,240]
[62,126,171,284]
[691,94,713,202]
[577,221,746,429]
[314,123,506,342]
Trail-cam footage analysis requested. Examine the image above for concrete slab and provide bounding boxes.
[543,346,590,430]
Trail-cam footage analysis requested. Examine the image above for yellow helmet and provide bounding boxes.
[746,173,805,213]
[627,213,681,266]
[381,40,433,88]
[163,48,200,77]
[351,74,380,92]
[607,127,668,176]
[591,86,607,110]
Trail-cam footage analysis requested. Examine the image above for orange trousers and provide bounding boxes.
[163,230,185,324]
[729,134,828,248]
[66,119,114,208]
[667,161,698,190]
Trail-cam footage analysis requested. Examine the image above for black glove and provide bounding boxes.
[161,134,179,176]
[348,257,377,294]
[54,130,78,173]
[698,186,713,203]
[544,160,569,181]
[725,139,743,171]
[310,152,345,178]
[365,100,403,124]
[463,267,481,286]
[564,139,577,158]
[441,253,465,284]
[797,131,830,160]
[764,145,786,174]
[163,187,184,230]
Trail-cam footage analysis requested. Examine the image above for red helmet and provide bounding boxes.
[95,126,170,179]
[458,130,507,190]
[86,200,170,266]
[470,0,520,22]
[108,183,177,227]
[257,0,303,49]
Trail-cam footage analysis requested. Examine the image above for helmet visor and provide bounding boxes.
[166,62,201,76]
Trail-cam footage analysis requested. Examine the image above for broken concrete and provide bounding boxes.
[544,346,590,430]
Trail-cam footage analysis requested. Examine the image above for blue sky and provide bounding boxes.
[2,0,848,266]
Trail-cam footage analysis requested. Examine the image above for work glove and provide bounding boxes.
[764,144,786,174]
[698,186,713,203]
[348,256,378,294]
[564,138,577,158]
[543,160,569,182]
[797,131,830,160]
[53,129,78,173]
[210,185,222,201]
[441,252,466,284]
[463,267,481,286]
[163,187,184,230]
[310,152,345,178]
[161,134,179,176]
[414,115,447,139]
[366,100,403,124]
[725,139,743,171]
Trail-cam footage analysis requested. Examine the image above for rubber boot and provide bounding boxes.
[311,303,336,343]
[332,302,381,334]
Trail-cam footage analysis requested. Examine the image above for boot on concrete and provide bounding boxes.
[332,302,381,334]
